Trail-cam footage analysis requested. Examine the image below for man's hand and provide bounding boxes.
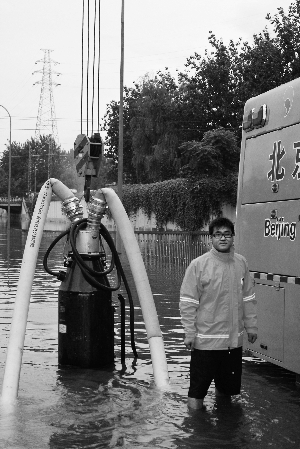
[184,336,195,350]
[247,333,257,344]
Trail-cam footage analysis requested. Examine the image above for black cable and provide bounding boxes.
[69,219,121,291]
[118,293,126,364]
[43,229,69,278]
[71,220,115,277]
[91,0,97,135]
[81,0,85,134]
[100,224,138,358]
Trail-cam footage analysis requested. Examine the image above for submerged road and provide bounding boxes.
[0,219,299,448]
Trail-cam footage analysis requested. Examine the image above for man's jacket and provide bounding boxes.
[180,246,257,350]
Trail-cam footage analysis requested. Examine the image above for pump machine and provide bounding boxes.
[42,134,137,368]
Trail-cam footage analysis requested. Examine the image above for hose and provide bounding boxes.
[118,294,126,365]
[69,219,120,290]
[43,229,70,280]
[100,223,138,358]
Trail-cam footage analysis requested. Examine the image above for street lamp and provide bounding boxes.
[0,105,11,231]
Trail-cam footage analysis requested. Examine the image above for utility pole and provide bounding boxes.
[48,137,53,179]
[0,105,11,230]
[117,0,124,203]
[28,143,31,195]
[34,165,37,194]
[33,49,60,178]
[116,0,124,253]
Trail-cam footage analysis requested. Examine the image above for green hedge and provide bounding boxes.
[121,175,237,231]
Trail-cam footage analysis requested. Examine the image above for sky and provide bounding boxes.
[0,0,295,157]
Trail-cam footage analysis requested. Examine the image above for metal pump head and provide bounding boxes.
[61,197,83,223]
[87,195,107,234]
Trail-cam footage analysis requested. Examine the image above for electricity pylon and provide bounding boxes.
[33,49,61,178]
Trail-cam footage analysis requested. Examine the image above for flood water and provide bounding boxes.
[1,218,300,448]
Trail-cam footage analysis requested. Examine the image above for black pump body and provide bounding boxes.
[58,257,114,368]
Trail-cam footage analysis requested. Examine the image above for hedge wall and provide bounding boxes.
[120,175,238,231]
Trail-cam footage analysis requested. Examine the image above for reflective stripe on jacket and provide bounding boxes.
[179,246,257,350]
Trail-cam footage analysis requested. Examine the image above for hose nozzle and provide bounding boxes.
[87,196,107,233]
[62,197,83,223]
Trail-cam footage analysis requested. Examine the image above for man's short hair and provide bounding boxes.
[209,217,235,236]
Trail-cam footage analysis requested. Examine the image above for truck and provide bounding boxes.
[235,77,300,382]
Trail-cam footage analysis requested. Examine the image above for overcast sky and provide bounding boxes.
[0,0,294,156]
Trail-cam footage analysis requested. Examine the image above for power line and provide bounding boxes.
[81,0,102,136]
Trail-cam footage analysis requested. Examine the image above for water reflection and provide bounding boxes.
[0,219,300,448]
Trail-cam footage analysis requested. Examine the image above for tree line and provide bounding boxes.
[102,2,300,185]
[0,135,81,197]
[1,2,300,209]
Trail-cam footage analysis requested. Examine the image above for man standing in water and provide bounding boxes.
[180,217,257,409]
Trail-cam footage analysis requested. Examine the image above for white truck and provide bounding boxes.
[235,78,300,382]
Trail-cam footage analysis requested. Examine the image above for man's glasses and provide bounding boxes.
[212,232,233,240]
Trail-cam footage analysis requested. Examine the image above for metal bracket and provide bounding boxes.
[84,175,91,203]
[74,133,103,203]
[274,281,280,291]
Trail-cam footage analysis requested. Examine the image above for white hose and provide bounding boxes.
[1,179,75,403]
[100,188,170,388]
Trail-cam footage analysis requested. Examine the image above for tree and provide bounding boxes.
[129,72,180,183]
[179,128,240,179]
[102,71,181,184]
[235,1,300,107]
[171,128,239,229]
[266,1,300,82]
[0,135,79,197]
[59,148,83,192]
[178,33,242,139]
[233,30,283,111]
[100,1,300,188]
[101,89,138,184]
